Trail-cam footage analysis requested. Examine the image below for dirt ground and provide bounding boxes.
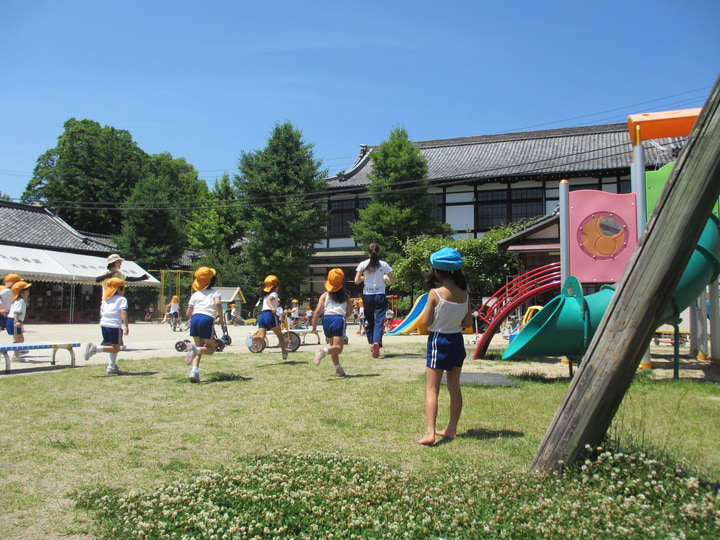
[3,322,719,384]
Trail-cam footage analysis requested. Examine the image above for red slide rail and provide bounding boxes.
[472,262,561,359]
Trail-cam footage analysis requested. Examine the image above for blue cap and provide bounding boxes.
[430,247,464,271]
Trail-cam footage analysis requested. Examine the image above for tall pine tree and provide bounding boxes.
[350,127,436,262]
[235,122,328,299]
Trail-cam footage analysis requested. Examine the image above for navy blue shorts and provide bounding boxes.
[258,310,280,330]
[426,332,466,370]
[101,326,122,346]
[5,318,21,335]
[322,315,346,339]
[190,314,214,339]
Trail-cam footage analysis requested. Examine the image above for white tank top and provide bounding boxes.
[428,289,468,334]
[324,294,347,317]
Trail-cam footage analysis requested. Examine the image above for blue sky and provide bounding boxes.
[1,0,717,201]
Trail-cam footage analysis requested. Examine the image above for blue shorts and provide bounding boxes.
[170,311,179,319]
[101,326,122,346]
[258,310,280,330]
[190,314,214,339]
[6,318,21,335]
[322,315,346,339]
[426,332,466,370]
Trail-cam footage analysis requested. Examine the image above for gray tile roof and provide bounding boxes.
[0,201,113,254]
[327,123,685,190]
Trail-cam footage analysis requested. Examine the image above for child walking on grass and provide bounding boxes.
[248,275,287,360]
[312,268,353,377]
[184,267,227,383]
[417,248,473,446]
[84,277,128,374]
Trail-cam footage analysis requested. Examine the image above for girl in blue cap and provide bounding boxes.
[417,247,473,445]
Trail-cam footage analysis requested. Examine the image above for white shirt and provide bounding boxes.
[262,292,279,312]
[100,295,128,328]
[428,289,469,334]
[323,294,347,317]
[0,287,13,312]
[356,259,393,294]
[188,288,221,318]
[8,297,27,322]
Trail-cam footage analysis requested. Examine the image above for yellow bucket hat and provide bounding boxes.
[263,275,279,292]
[193,267,217,291]
[103,277,125,300]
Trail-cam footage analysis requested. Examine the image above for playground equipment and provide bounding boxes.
[387,293,428,335]
[472,108,715,365]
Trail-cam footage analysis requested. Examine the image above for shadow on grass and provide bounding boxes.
[460,427,524,440]
[258,360,309,367]
[328,373,381,380]
[94,371,159,378]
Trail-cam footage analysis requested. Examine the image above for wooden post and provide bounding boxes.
[530,77,720,472]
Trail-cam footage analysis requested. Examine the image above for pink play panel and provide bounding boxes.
[569,190,638,283]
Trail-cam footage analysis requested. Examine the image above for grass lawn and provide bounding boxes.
[0,339,718,538]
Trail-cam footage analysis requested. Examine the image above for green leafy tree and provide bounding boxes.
[393,220,532,299]
[350,127,436,262]
[0,191,10,201]
[187,173,246,287]
[114,174,186,271]
[22,118,148,233]
[235,122,328,300]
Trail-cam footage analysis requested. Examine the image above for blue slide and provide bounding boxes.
[388,293,428,335]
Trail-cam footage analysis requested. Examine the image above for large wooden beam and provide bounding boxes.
[530,77,720,472]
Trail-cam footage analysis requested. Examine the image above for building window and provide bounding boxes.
[476,190,509,230]
[510,188,544,221]
[432,193,443,223]
[328,199,356,237]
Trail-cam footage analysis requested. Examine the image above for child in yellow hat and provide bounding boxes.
[312,269,352,376]
[6,280,31,359]
[84,278,129,374]
[184,267,227,383]
[0,273,23,333]
[248,275,287,359]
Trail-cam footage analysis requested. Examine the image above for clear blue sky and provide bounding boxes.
[1,0,717,201]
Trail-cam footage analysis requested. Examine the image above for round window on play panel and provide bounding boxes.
[577,213,628,260]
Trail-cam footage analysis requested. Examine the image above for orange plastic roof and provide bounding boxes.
[627,108,701,142]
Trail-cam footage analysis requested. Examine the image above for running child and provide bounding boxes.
[248,275,287,360]
[184,267,227,383]
[84,277,129,374]
[6,280,31,359]
[312,269,353,377]
[417,248,473,446]
[0,273,23,335]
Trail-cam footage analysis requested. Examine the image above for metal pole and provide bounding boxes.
[559,179,570,285]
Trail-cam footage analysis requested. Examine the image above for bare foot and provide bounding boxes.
[416,434,436,445]
[435,430,456,440]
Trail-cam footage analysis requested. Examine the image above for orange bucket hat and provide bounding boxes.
[103,277,126,300]
[263,275,279,292]
[171,295,180,303]
[4,273,22,285]
[192,266,216,291]
[11,280,31,300]
[324,268,345,293]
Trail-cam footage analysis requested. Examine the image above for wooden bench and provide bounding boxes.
[0,342,81,373]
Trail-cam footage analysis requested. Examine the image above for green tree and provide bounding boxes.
[22,118,148,233]
[393,220,532,299]
[235,122,328,299]
[186,173,245,287]
[114,174,186,271]
[0,191,10,201]
[350,127,436,262]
